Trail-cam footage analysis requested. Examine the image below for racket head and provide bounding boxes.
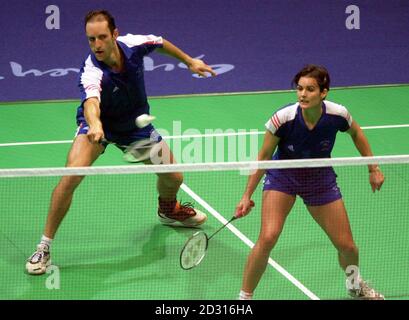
[180,231,209,270]
[123,138,162,163]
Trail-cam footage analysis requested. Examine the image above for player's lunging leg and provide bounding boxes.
[26,135,104,274]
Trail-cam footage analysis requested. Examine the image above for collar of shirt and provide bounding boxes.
[297,102,327,131]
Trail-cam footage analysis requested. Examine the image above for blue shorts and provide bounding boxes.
[263,167,342,206]
[76,119,162,151]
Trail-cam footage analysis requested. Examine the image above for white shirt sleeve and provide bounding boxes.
[79,56,103,102]
[117,34,163,47]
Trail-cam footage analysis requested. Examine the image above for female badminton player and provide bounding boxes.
[235,64,385,300]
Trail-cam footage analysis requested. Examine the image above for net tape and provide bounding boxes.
[1,155,409,178]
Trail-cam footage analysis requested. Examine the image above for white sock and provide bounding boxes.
[238,290,253,300]
[40,235,53,249]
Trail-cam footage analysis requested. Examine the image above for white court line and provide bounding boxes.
[1,124,409,148]
[361,124,409,130]
[180,183,320,300]
[2,82,407,104]
[0,140,73,147]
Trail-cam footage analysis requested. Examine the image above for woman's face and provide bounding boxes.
[296,76,328,110]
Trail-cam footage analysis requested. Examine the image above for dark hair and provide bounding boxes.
[292,64,330,92]
[84,10,116,34]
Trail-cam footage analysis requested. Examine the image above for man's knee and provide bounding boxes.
[159,172,183,187]
[169,172,183,186]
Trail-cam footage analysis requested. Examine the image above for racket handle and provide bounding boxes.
[234,199,255,219]
[209,201,255,240]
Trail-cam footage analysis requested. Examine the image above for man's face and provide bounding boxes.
[85,20,118,62]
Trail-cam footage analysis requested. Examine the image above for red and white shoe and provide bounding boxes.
[158,201,207,227]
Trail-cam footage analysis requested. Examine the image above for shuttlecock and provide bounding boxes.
[135,114,156,128]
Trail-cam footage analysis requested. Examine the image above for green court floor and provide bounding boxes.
[0,85,408,299]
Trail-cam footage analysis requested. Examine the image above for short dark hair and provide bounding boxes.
[292,64,330,92]
[84,10,116,34]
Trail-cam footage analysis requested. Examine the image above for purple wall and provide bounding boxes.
[1,0,408,102]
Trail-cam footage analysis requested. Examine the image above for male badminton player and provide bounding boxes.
[26,10,216,275]
[235,65,385,300]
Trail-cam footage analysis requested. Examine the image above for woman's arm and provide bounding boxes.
[347,120,385,192]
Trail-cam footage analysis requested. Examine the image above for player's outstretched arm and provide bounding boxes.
[347,120,385,192]
[84,97,104,144]
[156,39,216,77]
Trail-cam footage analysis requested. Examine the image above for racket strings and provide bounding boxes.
[180,232,208,269]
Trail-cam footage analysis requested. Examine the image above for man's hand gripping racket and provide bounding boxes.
[180,200,255,270]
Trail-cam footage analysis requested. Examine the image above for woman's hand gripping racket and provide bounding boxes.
[180,200,255,270]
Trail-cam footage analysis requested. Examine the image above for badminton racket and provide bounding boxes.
[180,200,255,270]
